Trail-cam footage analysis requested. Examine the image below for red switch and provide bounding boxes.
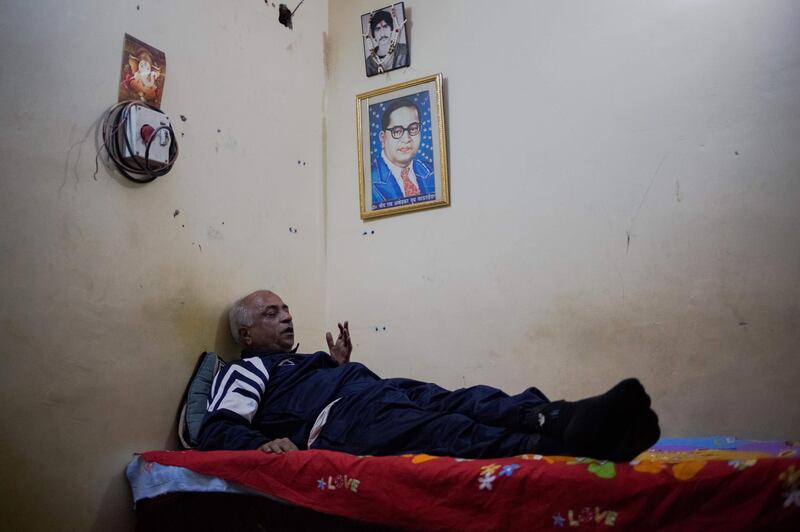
[140,124,156,143]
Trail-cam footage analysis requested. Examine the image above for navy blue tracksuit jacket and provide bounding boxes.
[197,351,550,458]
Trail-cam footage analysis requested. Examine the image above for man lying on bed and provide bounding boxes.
[198,290,660,462]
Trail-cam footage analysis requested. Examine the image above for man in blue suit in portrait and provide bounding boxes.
[371,98,435,206]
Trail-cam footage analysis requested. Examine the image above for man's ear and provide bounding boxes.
[379,130,386,150]
[238,327,252,347]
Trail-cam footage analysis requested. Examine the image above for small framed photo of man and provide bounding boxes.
[361,3,410,77]
[357,73,450,220]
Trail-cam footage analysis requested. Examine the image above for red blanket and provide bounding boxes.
[141,448,800,530]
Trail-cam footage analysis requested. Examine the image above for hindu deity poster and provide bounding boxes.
[118,34,166,108]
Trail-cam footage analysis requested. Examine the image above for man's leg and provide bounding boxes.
[382,378,549,430]
[322,378,660,461]
[383,377,661,462]
[313,386,554,458]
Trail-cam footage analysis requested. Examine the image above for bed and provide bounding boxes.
[127,436,800,530]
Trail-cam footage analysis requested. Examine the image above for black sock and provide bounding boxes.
[522,400,575,439]
[605,408,661,462]
[531,434,566,455]
[562,378,660,462]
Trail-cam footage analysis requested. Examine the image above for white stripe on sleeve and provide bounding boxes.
[207,361,270,423]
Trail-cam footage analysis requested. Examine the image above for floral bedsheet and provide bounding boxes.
[138,438,800,530]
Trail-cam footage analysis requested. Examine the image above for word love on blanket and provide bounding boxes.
[316,473,361,493]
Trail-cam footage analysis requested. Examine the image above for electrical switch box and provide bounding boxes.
[122,105,172,167]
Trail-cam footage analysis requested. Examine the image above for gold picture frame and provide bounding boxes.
[357,73,449,220]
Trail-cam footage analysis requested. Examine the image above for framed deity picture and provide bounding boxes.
[357,73,449,220]
[361,3,410,77]
[118,34,166,107]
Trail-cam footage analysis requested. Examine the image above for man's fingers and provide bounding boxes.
[260,443,275,453]
[327,321,352,362]
[274,438,298,452]
[261,441,280,453]
[326,331,334,351]
[282,439,299,452]
[340,321,350,346]
[260,438,298,454]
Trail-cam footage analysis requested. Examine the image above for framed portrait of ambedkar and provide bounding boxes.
[356,73,450,220]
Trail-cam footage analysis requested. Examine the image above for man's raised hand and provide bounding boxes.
[326,321,352,364]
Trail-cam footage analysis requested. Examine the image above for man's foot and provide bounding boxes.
[563,378,660,462]
[527,378,660,462]
[600,407,660,462]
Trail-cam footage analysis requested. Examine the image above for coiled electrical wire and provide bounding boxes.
[100,100,179,183]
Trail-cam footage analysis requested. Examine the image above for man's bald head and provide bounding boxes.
[229,290,294,353]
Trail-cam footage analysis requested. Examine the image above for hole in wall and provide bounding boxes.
[277,1,303,29]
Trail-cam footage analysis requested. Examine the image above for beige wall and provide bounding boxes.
[2,0,800,530]
[0,1,328,530]
[325,0,800,439]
